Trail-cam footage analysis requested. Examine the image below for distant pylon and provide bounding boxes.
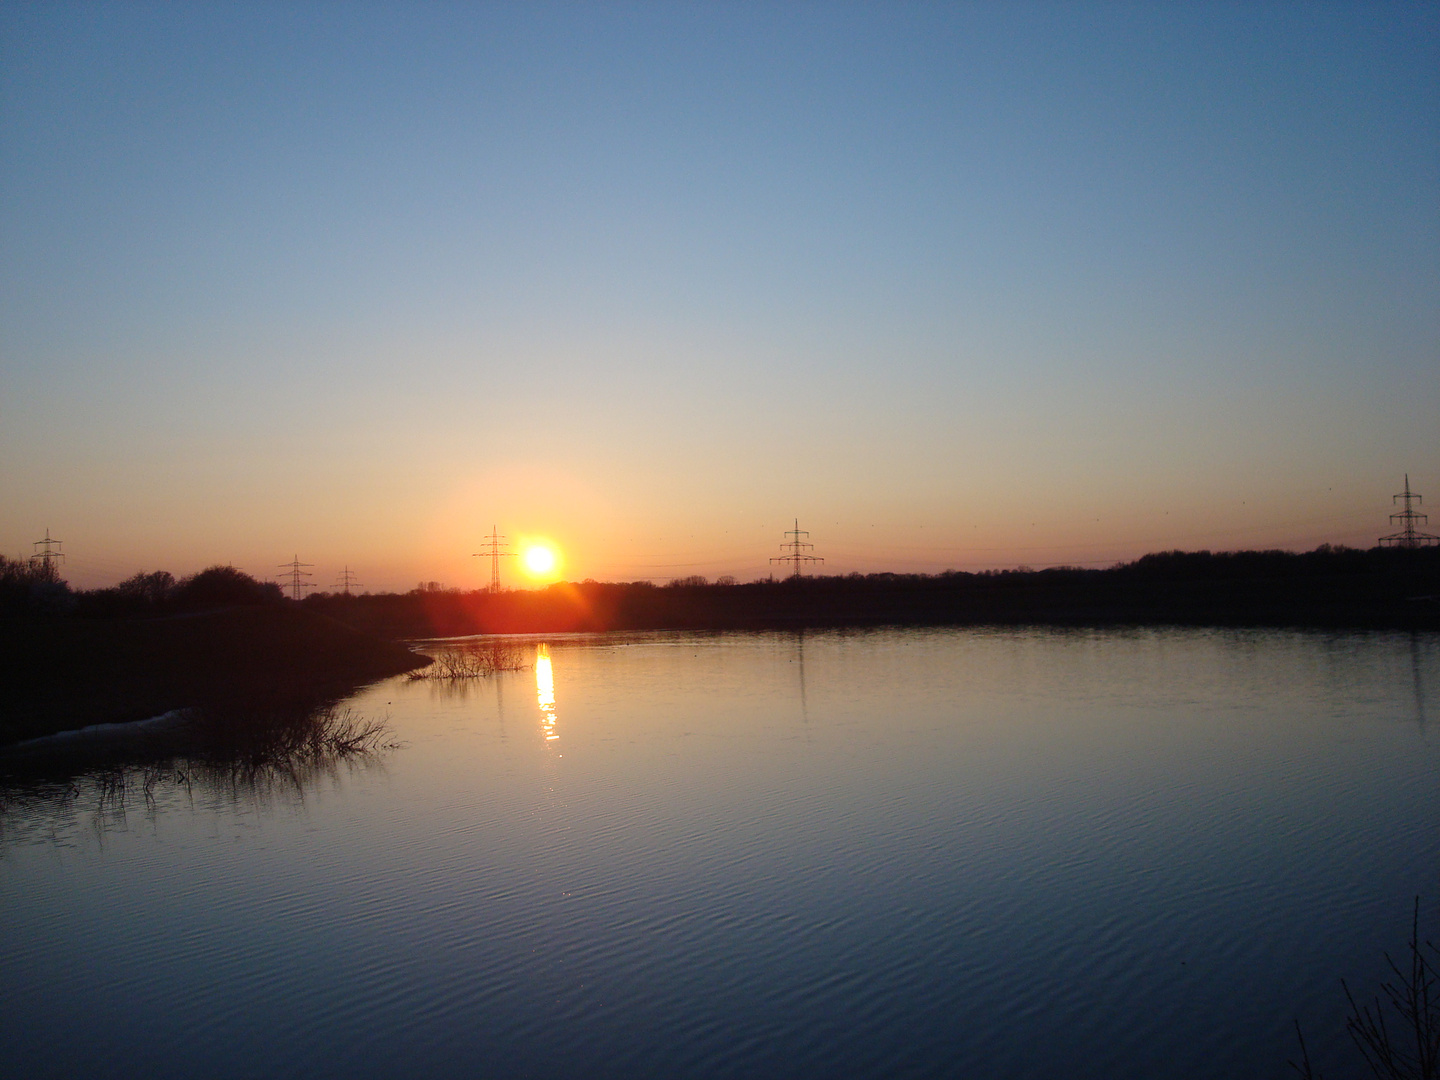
[30,529,64,573]
[278,555,315,599]
[771,519,824,578]
[1379,475,1440,548]
[473,525,516,592]
[334,566,362,595]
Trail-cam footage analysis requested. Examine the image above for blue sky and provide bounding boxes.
[2,2,1436,589]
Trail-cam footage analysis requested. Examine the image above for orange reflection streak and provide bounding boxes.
[536,643,558,741]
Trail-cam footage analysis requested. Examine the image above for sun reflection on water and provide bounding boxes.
[535,643,558,741]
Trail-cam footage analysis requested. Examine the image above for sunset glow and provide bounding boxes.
[0,4,1434,589]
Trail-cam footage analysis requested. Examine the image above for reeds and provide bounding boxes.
[1,703,397,820]
[406,639,530,680]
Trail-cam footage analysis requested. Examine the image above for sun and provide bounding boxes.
[522,544,559,579]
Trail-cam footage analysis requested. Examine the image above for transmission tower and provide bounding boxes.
[334,565,362,595]
[1379,475,1440,548]
[473,525,517,592]
[771,519,824,578]
[278,555,315,599]
[30,529,64,573]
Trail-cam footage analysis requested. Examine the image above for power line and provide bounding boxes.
[31,529,64,573]
[1379,474,1440,548]
[473,525,517,592]
[277,555,315,599]
[771,518,824,578]
[334,565,362,595]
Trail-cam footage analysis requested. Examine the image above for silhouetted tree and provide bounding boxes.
[116,570,176,607]
[0,554,72,616]
[171,566,283,610]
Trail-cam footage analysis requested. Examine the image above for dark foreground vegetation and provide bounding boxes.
[305,545,1440,639]
[0,561,428,745]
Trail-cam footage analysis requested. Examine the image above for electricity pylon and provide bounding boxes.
[1380,475,1440,548]
[31,529,64,573]
[473,525,516,592]
[334,566,362,595]
[278,555,315,599]
[771,519,824,578]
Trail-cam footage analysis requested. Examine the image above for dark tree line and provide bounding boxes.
[6,545,1436,633]
[299,545,1440,638]
[0,560,283,619]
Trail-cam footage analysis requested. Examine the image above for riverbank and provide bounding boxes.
[0,604,430,746]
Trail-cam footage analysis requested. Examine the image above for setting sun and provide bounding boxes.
[522,543,559,579]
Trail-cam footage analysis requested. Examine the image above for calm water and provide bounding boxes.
[3,627,1438,1079]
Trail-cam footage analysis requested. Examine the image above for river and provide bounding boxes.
[3,626,1437,1078]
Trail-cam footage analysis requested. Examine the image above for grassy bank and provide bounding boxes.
[0,604,429,746]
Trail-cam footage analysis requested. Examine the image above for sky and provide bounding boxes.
[2,1,1437,591]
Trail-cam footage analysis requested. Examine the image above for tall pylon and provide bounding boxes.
[278,555,315,599]
[31,529,64,574]
[771,519,824,578]
[334,566,362,595]
[1379,475,1440,548]
[473,525,516,592]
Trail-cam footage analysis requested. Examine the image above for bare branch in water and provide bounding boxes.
[1344,898,1440,1080]
[1294,897,1440,1080]
[407,640,530,680]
